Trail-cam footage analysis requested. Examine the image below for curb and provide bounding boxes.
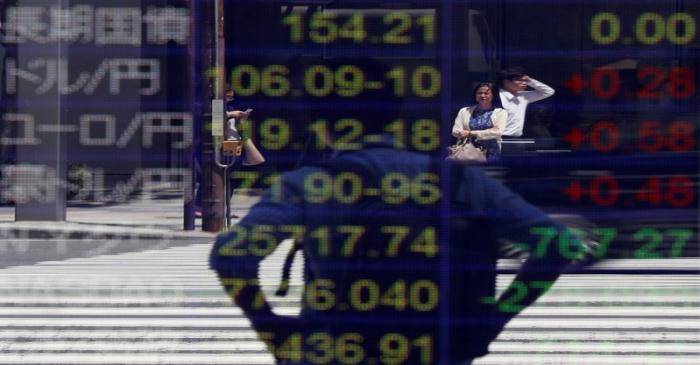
[0,223,219,269]
[0,222,217,240]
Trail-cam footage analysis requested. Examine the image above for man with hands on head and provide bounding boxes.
[498,66,555,138]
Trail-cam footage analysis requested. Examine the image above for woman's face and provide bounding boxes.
[475,86,493,105]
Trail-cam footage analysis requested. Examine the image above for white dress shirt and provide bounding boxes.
[499,78,555,137]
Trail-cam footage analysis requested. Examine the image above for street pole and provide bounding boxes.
[184,0,199,231]
[201,0,226,232]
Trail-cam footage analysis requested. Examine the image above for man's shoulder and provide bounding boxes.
[283,165,325,179]
[498,89,518,106]
[279,155,378,183]
[499,88,513,98]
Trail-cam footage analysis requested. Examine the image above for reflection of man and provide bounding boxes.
[209,136,581,364]
[224,87,251,141]
[498,66,555,137]
[224,86,264,166]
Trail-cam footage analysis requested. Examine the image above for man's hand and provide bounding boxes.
[457,130,471,139]
[257,317,303,364]
[482,313,511,352]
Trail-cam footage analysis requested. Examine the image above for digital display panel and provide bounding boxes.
[0,0,698,364]
[207,1,699,364]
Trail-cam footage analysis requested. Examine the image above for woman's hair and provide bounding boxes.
[472,82,498,100]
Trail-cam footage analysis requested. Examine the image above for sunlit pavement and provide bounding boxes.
[0,240,697,365]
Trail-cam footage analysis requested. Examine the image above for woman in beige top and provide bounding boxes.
[452,82,507,161]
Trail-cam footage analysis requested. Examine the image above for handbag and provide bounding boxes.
[446,137,487,163]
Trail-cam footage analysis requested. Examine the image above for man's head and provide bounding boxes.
[499,66,529,94]
[303,57,403,150]
[224,85,235,101]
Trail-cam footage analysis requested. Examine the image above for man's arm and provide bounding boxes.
[522,77,555,103]
[227,110,249,119]
[209,174,304,334]
[483,174,580,322]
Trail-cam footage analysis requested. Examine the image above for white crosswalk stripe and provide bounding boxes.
[0,243,698,364]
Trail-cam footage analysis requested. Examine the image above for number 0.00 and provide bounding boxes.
[591,12,696,45]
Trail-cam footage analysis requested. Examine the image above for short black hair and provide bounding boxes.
[498,66,526,86]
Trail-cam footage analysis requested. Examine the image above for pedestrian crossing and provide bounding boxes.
[0,241,698,364]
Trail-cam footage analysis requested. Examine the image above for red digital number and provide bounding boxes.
[565,67,696,100]
[667,67,696,99]
[666,121,696,152]
[637,121,666,152]
[635,176,695,207]
[635,177,662,205]
[589,121,620,152]
[665,176,694,207]
[638,120,697,153]
[564,120,696,153]
[564,176,695,207]
[638,66,695,99]
[637,66,665,99]
[561,176,620,206]
[590,68,620,98]
[588,175,619,206]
